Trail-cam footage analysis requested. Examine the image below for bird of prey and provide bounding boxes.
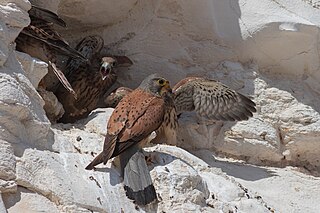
[85,74,173,205]
[56,35,133,123]
[105,76,256,144]
[104,87,134,108]
[15,5,86,95]
[106,76,256,121]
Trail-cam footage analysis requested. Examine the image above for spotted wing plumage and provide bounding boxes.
[85,89,165,167]
[173,77,256,121]
[104,87,133,108]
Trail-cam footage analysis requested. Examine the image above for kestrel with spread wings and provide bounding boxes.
[56,35,133,123]
[86,73,256,205]
[15,5,86,95]
[105,76,256,144]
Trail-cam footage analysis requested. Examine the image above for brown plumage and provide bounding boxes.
[86,74,172,205]
[105,87,133,108]
[104,76,256,144]
[15,5,86,95]
[106,76,256,121]
[56,35,133,123]
[173,77,256,121]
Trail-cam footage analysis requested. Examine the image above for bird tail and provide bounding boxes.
[121,147,157,205]
[85,152,104,170]
[85,134,116,170]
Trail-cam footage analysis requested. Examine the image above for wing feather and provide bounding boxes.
[173,77,256,121]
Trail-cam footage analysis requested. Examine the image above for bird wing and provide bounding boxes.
[86,89,165,169]
[21,23,86,60]
[108,89,165,158]
[29,5,66,27]
[173,77,256,121]
[65,35,104,76]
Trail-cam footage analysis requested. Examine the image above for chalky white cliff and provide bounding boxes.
[1,0,320,212]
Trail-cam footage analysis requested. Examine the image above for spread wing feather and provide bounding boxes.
[173,77,256,121]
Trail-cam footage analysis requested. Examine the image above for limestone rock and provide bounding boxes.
[1,0,320,212]
[37,88,64,123]
[16,51,48,88]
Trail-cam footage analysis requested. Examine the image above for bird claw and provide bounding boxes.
[144,153,157,166]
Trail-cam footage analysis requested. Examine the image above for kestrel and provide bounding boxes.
[56,35,132,123]
[15,5,86,95]
[104,76,256,144]
[105,87,133,108]
[106,77,256,120]
[85,74,173,205]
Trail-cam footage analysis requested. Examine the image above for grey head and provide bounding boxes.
[138,73,172,96]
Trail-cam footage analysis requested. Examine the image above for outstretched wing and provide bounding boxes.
[20,5,86,60]
[29,5,66,27]
[65,35,104,76]
[173,77,256,121]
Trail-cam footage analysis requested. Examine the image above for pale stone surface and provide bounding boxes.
[15,51,48,88]
[8,109,272,213]
[37,88,64,123]
[1,0,320,212]
[3,187,60,213]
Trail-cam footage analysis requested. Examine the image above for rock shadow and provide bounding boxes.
[192,150,278,181]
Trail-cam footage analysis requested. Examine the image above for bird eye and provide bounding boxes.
[158,79,165,85]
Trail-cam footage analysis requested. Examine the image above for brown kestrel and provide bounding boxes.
[104,76,256,144]
[85,74,173,205]
[56,35,132,123]
[106,76,256,120]
[15,5,86,95]
[104,87,133,108]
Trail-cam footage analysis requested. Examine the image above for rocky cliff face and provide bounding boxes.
[1,0,320,212]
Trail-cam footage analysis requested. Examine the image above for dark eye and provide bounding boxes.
[111,61,117,67]
[158,79,164,85]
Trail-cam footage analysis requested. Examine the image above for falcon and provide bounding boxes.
[85,74,173,205]
[105,87,134,108]
[105,76,257,144]
[56,35,132,123]
[15,5,86,95]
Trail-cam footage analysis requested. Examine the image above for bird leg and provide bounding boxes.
[144,152,157,166]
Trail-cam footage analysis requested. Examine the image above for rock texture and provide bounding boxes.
[1,0,320,212]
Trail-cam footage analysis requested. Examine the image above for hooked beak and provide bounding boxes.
[100,62,112,80]
[160,81,172,95]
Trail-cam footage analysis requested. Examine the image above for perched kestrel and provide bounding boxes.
[15,5,86,95]
[104,76,256,144]
[85,74,173,205]
[56,35,133,123]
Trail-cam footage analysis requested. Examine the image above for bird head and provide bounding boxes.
[139,74,172,97]
[100,57,117,80]
[105,87,133,108]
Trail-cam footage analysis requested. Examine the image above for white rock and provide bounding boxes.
[15,51,48,88]
[1,0,320,212]
[3,187,60,213]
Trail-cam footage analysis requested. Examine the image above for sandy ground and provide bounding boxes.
[194,150,320,213]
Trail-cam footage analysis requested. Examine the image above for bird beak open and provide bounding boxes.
[100,62,112,80]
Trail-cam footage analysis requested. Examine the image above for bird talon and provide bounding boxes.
[145,154,156,166]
